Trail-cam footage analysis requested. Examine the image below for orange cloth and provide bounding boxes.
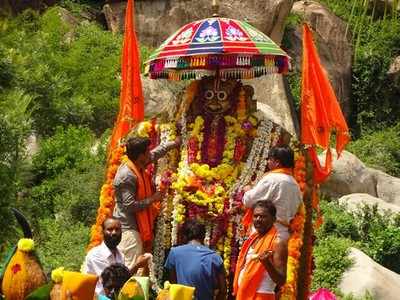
[254,293,275,300]
[233,226,278,300]
[300,23,349,183]
[109,0,144,153]
[60,271,97,300]
[125,159,159,246]
[242,168,294,230]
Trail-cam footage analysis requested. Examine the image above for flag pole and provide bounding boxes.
[296,147,314,300]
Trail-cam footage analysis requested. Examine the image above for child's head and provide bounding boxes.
[101,263,131,298]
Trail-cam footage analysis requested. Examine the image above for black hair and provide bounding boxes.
[254,200,277,218]
[183,219,206,242]
[102,217,120,231]
[268,146,295,168]
[125,136,151,161]
[101,263,131,298]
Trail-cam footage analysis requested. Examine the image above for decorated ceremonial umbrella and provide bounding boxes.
[145,17,290,80]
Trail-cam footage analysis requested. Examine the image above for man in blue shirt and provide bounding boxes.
[165,220,227,300]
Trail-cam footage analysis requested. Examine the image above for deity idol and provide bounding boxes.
[151,76,293,288]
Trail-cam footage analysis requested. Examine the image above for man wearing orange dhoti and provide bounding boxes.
[233,201,288,300]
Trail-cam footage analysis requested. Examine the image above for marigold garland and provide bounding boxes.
[88,145,124,250]
[280,203,305,300]
[51,267,65,284]
[279,150,307,300]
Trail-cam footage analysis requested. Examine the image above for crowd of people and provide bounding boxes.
[80,136,302,300]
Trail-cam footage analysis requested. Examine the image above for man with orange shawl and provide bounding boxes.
[233,201,288,300]
[113,136,179,269]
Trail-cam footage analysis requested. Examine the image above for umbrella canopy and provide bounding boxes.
[145,17,290,80]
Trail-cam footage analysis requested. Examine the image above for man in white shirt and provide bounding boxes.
[83,217,124,296]
[242,146,302,241]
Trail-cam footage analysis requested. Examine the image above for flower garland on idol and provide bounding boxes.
[152,83,291,287]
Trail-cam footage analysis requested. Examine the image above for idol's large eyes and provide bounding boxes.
[217,91,227,101]
[204,90,214,100]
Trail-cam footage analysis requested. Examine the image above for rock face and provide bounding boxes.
[320,150,377,199]
[338,193,400,215]
[103,0,293,45]
[244,75,299,137]
[320,150,400,207]
[339,247,400,300]
[0,0,56,15]
[388,56,400,89]
[287,1,353,119]
[373,169,400,207]
[141,75,186,119]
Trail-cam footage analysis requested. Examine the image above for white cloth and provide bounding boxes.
[238,246,276,293]
[118,229,143,270]
[83,242,125,295]
[243,172,302,240]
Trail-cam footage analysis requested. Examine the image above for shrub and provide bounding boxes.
[347,123,400,177]
[37,218,89,272]
[353,204,400,273]
[0,6,154,137]
[315,198,400,279]
[32,126,95,181]
[0,88,32,244]
[317,200,360,241]
[312,236,353,291]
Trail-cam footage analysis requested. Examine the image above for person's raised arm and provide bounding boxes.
[150,137,181,162]
[258,239,288,287]
[117,173,162,213]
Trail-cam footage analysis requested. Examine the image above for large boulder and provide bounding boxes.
[320,150,377,199]
[244,75,299,137]
[141,75,186,119]
[339,247,400,300]
[287,1,353,119]
[373,169,400,207]
[103,0,293,45]
[338,193,400,215]
[320,150,400,207]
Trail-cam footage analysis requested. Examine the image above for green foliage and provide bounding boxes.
[318,0,400,133]
[32,126,95,180]
[28,125,104,222]
[37,218,89,271]
[317,201,360,241]
[315,198,400,283]
[312,236,353,290]
[347,123,400,177]
[0,85,32,243]
[0,8,122,136]
[352,204,400,273]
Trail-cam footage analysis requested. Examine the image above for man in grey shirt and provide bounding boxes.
[113,135,178,269]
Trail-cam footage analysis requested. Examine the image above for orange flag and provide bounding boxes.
[300,23,350,183]
[109,0,144,152]
[87,0,144,251]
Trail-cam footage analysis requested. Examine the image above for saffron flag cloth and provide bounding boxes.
[109,0,144,153]
[300,23,350,183]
